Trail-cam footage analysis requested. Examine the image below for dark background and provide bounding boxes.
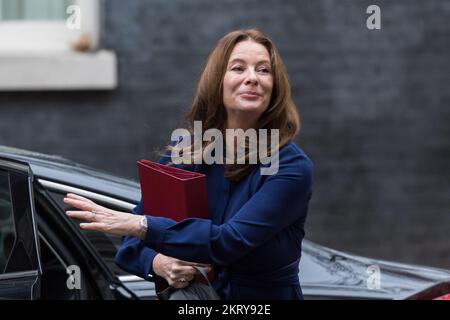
[1,0,449,268]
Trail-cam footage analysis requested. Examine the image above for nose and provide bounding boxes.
[244,68,258,86]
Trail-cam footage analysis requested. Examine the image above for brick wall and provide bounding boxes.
[0,0,449,268]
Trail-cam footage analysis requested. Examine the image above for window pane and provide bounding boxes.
[81,229,128,276]
[0,0,75,21]
[0,170,16,274]
[48,191,130,276]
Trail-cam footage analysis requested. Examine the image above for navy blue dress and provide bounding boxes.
[115,141,313,300]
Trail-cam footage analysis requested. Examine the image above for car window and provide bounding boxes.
[47,191,129,276]
[0,169,16,274]
[80,230,126,276]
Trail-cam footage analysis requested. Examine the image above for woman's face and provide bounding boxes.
[223,40,273,124]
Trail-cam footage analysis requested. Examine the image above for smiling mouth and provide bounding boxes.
[240,92,261,98]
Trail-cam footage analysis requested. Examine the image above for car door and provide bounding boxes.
[0,158,42,299]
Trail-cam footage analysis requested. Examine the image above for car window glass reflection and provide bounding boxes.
[0,170,16,274]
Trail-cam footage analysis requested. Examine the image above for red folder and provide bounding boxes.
[137,160,209,220]
[137,160,213,292]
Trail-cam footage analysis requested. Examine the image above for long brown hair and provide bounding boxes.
[161,29,300,182]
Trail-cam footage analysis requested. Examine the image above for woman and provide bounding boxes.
[65,29,313,300]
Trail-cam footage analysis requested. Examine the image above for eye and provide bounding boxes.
[231,65,244,72]
[258,66,271,74]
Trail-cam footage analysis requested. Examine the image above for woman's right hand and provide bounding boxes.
[152,253,212,289]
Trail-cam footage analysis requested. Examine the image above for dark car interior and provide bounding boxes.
[38,233,80,299]
[0,171,15,274]
[36,215,91,299]
[34,191,101,300]
[46,190,130,277]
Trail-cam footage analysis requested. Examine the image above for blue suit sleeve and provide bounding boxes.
[115,201,158,280]
[142,153,313,266]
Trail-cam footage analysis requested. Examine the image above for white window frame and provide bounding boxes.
[0,0,99,52]
[0,0,117,90]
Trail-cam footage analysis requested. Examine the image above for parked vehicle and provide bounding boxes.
[1,145,449,300]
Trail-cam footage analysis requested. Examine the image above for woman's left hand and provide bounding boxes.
[64,193,141,237]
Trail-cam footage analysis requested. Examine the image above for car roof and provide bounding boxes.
[0,145,140,203]
[299,240,450,299]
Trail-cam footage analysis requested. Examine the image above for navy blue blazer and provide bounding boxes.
[115,141,313,300]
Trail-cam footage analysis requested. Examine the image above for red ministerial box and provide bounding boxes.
[137,160,209,220]
[137,160,214,291]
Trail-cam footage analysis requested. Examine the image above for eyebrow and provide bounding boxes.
[228,58,271,65]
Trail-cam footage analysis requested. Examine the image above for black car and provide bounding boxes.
[1,145,449,300]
